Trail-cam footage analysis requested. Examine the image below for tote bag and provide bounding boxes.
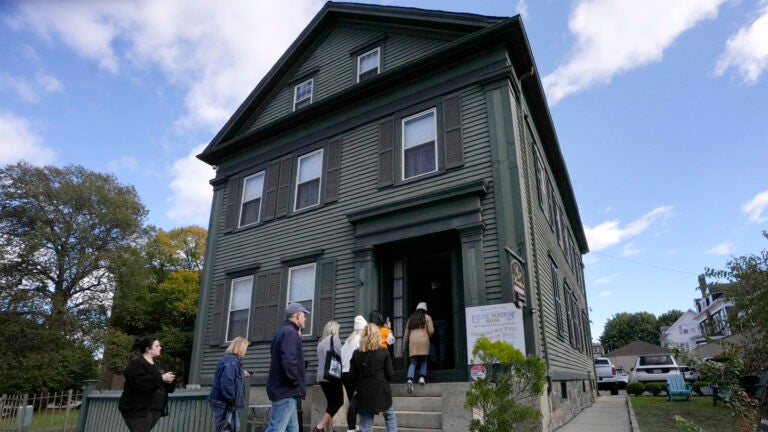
[323,336,342,381]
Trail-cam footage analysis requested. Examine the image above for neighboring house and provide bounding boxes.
[188,3,591,431]
[660,309,701,351]
[604,340,672,375]
[592,342,604,357]
[693,279,735,345]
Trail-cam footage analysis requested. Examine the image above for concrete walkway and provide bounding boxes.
[556,394,638,432]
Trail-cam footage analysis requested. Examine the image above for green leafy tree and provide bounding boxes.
[705,231,768,372]
[600,312,660,351]
[465,337,547,432]
[0,162,146,392]
[657,309,684,329]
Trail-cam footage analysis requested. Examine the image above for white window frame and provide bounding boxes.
[293,79,313,111]
[226,276,253,342]
[287,263,316,336]
[238,171,265,227]
[294,149,323,211]
[357,47,380,82]
[401,108,438,180]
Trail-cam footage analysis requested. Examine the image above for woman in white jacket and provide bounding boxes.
[340,315,367,432]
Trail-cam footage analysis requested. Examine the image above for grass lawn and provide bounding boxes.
[630,395,743,432]
[30,410,80,430]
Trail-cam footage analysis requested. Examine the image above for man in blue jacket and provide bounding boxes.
[264,302,310,432]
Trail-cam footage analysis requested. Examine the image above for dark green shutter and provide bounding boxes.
[223,178,240,232]
[324,138,341,203]
[316,259,336,334]
[275,157,293,217]
[265,269,283,338]
[250,272,270,342]
[378,119,394,188]
[443,94,463,169]
[262,161,281,222]
[210,280,230,346]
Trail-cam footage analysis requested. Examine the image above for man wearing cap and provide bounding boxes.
[264,302,310,432]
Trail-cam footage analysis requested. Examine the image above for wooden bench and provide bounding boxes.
[666,375,693,401]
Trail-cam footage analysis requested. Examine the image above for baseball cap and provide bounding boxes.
[286,302,311,315]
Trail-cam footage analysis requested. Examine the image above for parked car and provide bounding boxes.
[615,366,629,389]
[595,357,619,394]
[631,354,680,382]
[678,366,700,382]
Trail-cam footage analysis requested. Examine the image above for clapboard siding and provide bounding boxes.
[246,25,454,133]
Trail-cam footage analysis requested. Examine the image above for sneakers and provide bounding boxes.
[406,379,414,394]
[418,376,426,385]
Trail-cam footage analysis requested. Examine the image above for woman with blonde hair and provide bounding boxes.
[314,321,343,432]
[349,323,397,432]
[208,336,250,432]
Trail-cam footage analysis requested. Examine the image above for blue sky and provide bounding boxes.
[2,0,767,340]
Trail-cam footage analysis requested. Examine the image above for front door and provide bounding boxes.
[377,231,465,381]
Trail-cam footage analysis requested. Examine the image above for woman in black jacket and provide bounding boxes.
[118,336,176,432]
[349,323,397,432]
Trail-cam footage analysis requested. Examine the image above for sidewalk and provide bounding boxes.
[556,394,638,432]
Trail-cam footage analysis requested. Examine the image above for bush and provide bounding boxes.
[627,382,645,396]
[692,381,708,395]
[645,382,664,396]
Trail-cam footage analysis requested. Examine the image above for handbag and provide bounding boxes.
[323,336,342,381]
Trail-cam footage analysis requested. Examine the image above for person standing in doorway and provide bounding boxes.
[349,323,397,432]
[264,302,310,432]
[314,321,343,432]
[341,315,367,432]
[403,302,434,393]
[425,280,449,369]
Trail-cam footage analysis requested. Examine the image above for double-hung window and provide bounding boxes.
[295,149,323,211]
[239,172,265,227]
[402,109,437,180]
[227,276,253,341]
[294,79,313,111]
[357,48,380,82]
[287,263,316,335]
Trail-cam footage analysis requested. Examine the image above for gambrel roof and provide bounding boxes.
[196,1,589,253]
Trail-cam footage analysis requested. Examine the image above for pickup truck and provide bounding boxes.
[595,357,620,394]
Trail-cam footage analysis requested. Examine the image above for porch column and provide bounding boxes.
[458,224,486,307]
[353,246,377,316]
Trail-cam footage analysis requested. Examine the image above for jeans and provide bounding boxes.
[211,404,240,432]
[264,398,299,432]
[430,319,448,368]
[358,406,396,432]
[407,355,428,380]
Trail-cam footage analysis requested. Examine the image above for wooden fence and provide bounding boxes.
[0,390,81,432]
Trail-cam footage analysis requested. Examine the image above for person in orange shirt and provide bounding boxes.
[369,311,394,348]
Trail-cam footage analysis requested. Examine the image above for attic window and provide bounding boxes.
[294,78,313,110]
[357,48,380,82]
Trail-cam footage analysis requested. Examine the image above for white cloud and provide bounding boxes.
[582,253,599,265]
[707,241,735,255]
[107,156,139,174]
[742,189,768,223]
[542,0,726,104]
[619,243,641,257]
[597,290,612,297]
[584,205,673,252]
[594,274,618,286]
[167,144,215,226]
[715,1,768,84]
[515,1,528,20]
[11,0,324,132]
[0,72,63,103]
[36,72,63,93]
[0,111,55,165]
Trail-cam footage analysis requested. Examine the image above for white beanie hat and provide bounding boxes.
[416,302,428,311]
[353,315,367,330]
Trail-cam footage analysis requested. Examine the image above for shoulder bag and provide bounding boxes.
[323,336,342,381]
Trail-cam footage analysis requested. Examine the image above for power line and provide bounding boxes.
[590,251,699,275]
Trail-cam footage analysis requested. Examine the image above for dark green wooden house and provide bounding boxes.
[190,2,593,430]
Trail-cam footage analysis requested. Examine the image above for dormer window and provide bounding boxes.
[357,48,380,82]
[294,79,313,110]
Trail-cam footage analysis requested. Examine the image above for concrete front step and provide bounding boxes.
[370,384,442,430]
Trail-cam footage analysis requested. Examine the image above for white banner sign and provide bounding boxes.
[465,302,525,363]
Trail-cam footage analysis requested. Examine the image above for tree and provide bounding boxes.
[600,312,660,351]
[0,162,147,391]
[657,309,684,329]
[705,231,768,372]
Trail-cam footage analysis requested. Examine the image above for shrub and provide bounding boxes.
[692,381,708,395]
[645,382,664,396]
[626,382,645,396]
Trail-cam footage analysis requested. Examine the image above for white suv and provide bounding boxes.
[631,354,680,382]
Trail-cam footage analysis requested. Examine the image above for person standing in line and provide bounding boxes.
[425,280,449,369]
[403,302,434,393]
[208,336,251,432]
[118,336,176,432]
[341,315,367,432]
[264,303,310,432]
[368,311,394,348]
[349,323,397,432]
[314,321,343,432]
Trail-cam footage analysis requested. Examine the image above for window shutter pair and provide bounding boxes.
[377,94,463,186]
[250,270,283,342]
[262,157,293,221]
